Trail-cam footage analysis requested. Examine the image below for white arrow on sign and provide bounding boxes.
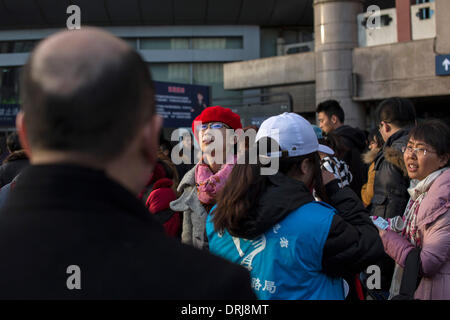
[443,58,450,72]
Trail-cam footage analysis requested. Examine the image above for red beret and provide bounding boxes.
[192,106,242,140]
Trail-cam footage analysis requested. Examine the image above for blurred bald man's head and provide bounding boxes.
[20,28,155,162]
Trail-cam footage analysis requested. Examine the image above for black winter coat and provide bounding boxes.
[322,180,384,278]
[371,128,411,219]
[333,125,367,197]
[0,164,256,299]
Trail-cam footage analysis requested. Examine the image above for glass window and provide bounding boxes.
[149,63,191,84]
[191,37,243,49]
[260,29,278,58]
[0,42,12,54]
[193,63,222,86]
[13,41,25,53]
[0,40,36,53]
[140,37,242,50]
[15,40,35,53]
[193,63,241,105]
[0,67,21,104]
[141,38,189,50]
[225,37,243,49]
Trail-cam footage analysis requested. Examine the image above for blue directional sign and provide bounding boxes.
[436,55,450,76]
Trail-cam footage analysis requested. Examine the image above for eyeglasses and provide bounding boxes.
[198,122,230,131]
[402,145,436,157]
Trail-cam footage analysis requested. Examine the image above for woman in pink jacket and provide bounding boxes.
[378,119,450,299]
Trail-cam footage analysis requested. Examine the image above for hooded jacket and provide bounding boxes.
[206,172,384,299]
[333,125,367,197]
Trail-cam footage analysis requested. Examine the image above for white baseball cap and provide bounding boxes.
[255,112,334,157]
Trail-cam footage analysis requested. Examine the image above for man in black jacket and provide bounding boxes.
[0,28,255,300]
[371,98,416,220]
[316,100,367,196]
[369,97,416,296]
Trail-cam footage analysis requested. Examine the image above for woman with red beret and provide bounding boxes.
[170,106,242,250]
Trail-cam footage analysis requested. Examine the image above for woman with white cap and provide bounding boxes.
[206,113,384,300]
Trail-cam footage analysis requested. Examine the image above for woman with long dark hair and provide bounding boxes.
[206,113,384,300]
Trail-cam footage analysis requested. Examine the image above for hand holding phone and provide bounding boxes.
[370,216,389,230]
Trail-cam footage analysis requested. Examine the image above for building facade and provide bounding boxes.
[0,0,448,137]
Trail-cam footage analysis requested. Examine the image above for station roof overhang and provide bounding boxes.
[0,0,395,30]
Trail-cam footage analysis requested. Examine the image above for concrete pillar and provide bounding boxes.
[396,0,413,42]
[435,0,450,53]
[314,0,366,129]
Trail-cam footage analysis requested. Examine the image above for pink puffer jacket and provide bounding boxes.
[380,168,450,300]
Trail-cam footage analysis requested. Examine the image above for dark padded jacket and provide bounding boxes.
[321,180,385,278]
[371,128,411,219]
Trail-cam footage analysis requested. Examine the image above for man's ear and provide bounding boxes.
[140,114,163,166]
[15,111,32,159]
[331,115,338,125]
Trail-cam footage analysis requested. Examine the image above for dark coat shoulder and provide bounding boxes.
[322,180,384,278]
[0,165,255,300]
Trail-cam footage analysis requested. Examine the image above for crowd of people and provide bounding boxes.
[0,28,448,300]
[167,99,449,300]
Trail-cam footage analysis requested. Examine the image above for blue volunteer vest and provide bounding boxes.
[206,202,346,300]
